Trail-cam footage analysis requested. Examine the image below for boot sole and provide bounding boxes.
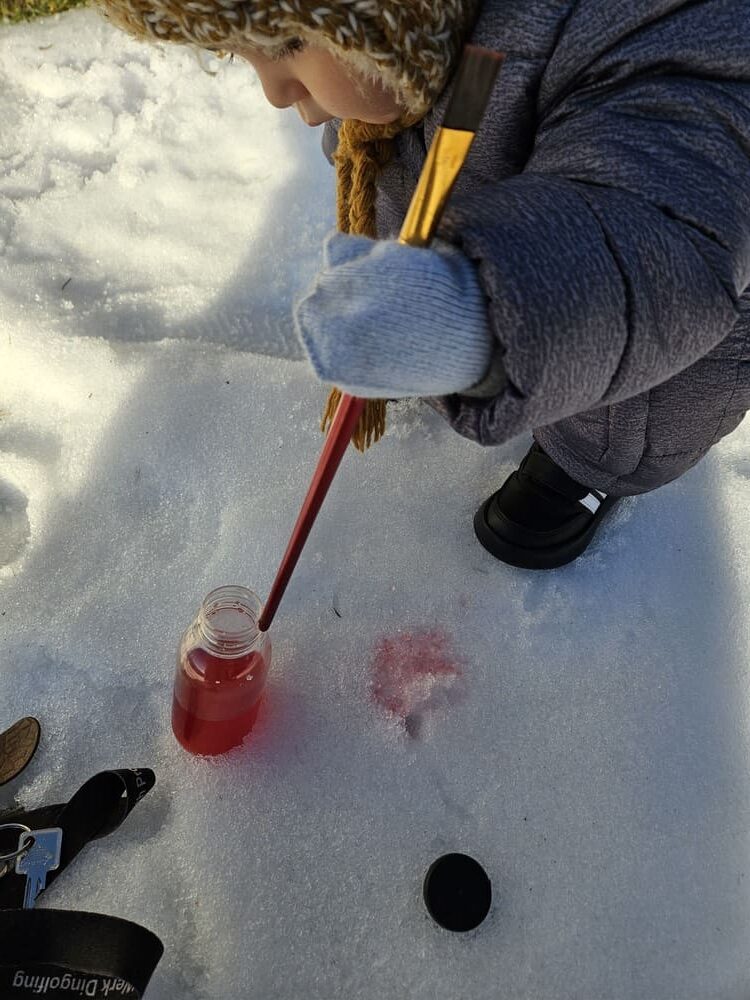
[473,495,619,570]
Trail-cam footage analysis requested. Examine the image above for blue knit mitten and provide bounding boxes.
[293,231,495,398]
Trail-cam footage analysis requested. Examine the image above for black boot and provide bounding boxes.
[473,443,620,569]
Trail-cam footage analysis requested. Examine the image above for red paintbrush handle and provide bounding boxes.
[258,393,365,632]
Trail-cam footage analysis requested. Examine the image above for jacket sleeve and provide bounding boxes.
[437,0,750,444]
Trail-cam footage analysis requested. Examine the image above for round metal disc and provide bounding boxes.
[423,853,492,932]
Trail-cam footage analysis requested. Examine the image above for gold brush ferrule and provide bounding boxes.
[398,127,476,248]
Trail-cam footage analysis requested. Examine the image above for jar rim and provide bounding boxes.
[201,585,262,616]
[198,585,262,654]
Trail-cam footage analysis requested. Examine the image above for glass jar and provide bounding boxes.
[171,586,271,756]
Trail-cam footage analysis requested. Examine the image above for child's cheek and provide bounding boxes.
[304,65,402,123]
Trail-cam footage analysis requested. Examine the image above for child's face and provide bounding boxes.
[228,41,403,126]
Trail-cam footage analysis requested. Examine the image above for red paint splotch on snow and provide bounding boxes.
[370,628,466,733]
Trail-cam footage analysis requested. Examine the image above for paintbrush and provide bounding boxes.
[258,46,506,633]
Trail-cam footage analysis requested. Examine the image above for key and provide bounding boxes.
[15,828,63,909]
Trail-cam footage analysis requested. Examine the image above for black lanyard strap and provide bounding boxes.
[0,769,162,996]
[0,769,155,910]
[0,909,163,998]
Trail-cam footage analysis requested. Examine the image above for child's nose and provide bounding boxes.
[259,73,309,110]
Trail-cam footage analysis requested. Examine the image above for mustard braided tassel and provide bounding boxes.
[321,118,405,452]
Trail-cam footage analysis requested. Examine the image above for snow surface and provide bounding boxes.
[2,9,750,1000]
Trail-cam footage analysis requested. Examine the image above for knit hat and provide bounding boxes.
[94,0,480,448]
[94,0,478,119]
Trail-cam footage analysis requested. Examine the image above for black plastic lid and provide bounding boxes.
[423,853,492,932]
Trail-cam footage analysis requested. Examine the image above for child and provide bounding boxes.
[95,0,750,569]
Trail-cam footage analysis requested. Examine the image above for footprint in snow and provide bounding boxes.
[370,628,467,739]
[0,478,29,569]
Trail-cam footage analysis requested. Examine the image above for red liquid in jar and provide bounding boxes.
[172,646,269,756]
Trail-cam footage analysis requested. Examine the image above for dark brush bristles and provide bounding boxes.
[441,45,505,132]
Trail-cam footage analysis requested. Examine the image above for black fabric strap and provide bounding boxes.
[0,770,162,996]
[0,909,163,997]
[0,769,155,910]
[522,447,589,502]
